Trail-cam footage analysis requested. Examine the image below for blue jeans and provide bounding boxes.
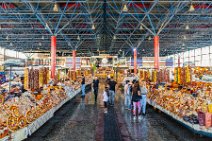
[141,95,147,114]
[81,84,85,96]
[109,90,115,105]
[124,94,131,109]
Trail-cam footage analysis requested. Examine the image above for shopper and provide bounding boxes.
[93,76,99,103]
[108,76,117,106]
[81,74,86,98]
[106,74,110,84]
[124,80,132,110]
[103,86,109,114]
[132,81,141,116]
[140,81,148,115]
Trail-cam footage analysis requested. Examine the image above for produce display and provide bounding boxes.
[157,69,170,83]
[65,75,92,90]
[24,67,49,90]
[139,69,150,81]
[194,67,211,79]
[148,82,212,129]
[0,66,93,140]
[68,70,77,81]
[0,85,67,139]
[95,67,114,79]
[174,66,192,85]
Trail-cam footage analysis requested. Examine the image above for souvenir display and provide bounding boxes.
[148,82,212,128]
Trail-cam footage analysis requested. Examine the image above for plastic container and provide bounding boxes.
[198,111,205,126]
[205,113,212,128]
[208,104,212,113]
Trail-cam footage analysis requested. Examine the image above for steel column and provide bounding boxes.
[178,55,180,67]
[134,49,137,74]
[72,50,76,70]
[51,36,56,79]
[154,36,159,69]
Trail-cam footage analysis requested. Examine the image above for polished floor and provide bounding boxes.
[25,85,212,141]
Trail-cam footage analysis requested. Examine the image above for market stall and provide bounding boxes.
[147,67,212,137]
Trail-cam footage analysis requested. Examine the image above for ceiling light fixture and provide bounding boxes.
[185,25,190,30]
[148,36,152,40]
[183,35,187,40]
[113,36,116,40]
[77,35,80,40]
[9,42,13,46]
[139,25,144,30]
[42,36,44,40]
[39,42,42,46]
[92,24,95,30]
[45,23,48,29]
[6,36,9,40]
[122,4,128,12]
[188,4,195,12]
[53,3,59,12]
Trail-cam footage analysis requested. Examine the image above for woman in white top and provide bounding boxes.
[124,80,131,110]
[103,86,109,113]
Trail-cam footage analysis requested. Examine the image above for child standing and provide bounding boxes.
[103,86,109,114]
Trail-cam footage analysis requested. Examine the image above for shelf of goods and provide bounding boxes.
[139,68,170,83]
[24,67,49,90]
[95,68,114,79]
[117,70,126,83]
[139,70,150,81]
[0,82,92,141]
[174,66,192,85]
[147,82,212,137]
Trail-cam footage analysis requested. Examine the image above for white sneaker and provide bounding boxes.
[138,116,142,121]
[133,116,136,121]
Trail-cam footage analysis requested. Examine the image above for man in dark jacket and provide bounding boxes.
[108,76,117,106]
[93,77,99,103]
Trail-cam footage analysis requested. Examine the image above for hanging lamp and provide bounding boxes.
[92,24,95,30]
[53,3,59,12]
[148,36,152,40]
[122,4,128,12]
[185,25,190,30]
[188,4,195,12]
[77,35,80,40]
[140,24,144,30]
